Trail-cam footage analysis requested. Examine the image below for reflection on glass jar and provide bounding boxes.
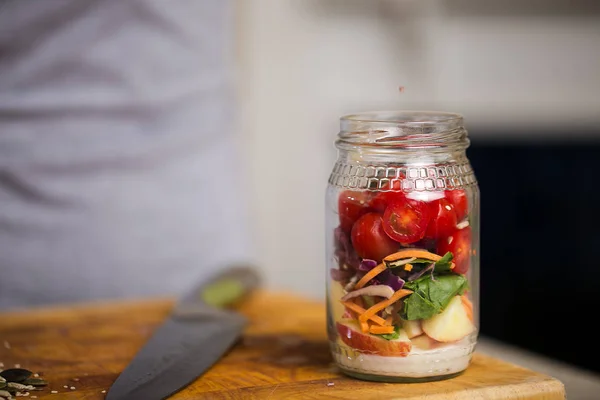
[326,111,480,382]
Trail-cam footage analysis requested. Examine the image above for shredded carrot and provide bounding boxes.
[383,249,441,262]
[384,316,393,326]
[404,263,413,271]
[369,325,395,335]
[354,263,386,289]
[360,320,370,333]
[359,289,413,323]
[465,307,474,322]
[341,301,387,326]
[383,249,455,270]
[461,295,473,312]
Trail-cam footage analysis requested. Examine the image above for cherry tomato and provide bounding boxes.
[381,198,431,244]
[369,191,407,213]
[338,190,371,233]
[437,226,471,274]
[425,198,458,239]
[446,189,468,222]
[351,212,399,261]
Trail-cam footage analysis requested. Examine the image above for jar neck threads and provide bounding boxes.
[336,111,469,151]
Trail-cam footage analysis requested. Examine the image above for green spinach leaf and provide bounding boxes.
[401,274,468,320]
[433,252,454,273]
[387,258,435,269]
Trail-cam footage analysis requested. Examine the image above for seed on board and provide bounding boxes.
[70,386,75,390]
[63,386,68,389]
[101,390,106,393]
[22,378,48,387]
[51,390,58,394]
[0,369,33,384]
[13,365,20,369]
[7,383,35,391]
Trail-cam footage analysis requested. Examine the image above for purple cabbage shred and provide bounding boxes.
[376,268,405,291]
[330,268,353,282]
[358,259,378,272]
[333,227,360,270]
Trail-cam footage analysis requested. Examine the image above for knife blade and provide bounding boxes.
[106,265,260,400]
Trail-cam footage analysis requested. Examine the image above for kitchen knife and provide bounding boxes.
[106,265,260,400]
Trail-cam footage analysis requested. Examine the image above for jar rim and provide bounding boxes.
[340,110,463,125]
[337,110,469,150]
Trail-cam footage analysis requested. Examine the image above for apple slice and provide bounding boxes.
[336,320,411,357]
[329,281,347,322]
[410,334,444,350]
[422,295,475,342]
[402,319,423,339]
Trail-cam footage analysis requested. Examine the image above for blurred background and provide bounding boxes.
[234,0,600,377]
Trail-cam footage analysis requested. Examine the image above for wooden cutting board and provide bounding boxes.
[0,291,564,399]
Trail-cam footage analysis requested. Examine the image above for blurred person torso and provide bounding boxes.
[0,0,252,309]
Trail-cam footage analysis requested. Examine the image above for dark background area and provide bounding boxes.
[468,135,599,373]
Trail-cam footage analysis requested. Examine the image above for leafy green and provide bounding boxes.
[411,258,439,264]
[400,293,438,321]
[378,326,401,341]
[387,258,431,268]
[386,253,453,274]
[434,252,454,273]
[401,274,468,320]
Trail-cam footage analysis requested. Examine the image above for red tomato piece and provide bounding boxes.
[369,191,407,213]
[351,212,399,261]
[446,189,468,222]
[338,190,371,233]
[437,226,472,274]
[425,198,458,239]
[381,198,431,244]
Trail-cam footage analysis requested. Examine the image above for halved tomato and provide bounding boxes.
[351,212,399,261]
[369,191,407,214]
[382,198,431,244]
[338,190,371,233]
[446,189,468,222]
[437,226,471,274]
[424,198,458,239]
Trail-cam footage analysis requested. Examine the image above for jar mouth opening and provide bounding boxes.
[341,110,463,125]
[338,110,468,150]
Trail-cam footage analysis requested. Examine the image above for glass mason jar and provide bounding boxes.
[326,111,479,382]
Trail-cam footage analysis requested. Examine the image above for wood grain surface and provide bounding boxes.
[0,291,565,399]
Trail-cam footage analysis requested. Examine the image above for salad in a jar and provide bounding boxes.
[329,187,476,380]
